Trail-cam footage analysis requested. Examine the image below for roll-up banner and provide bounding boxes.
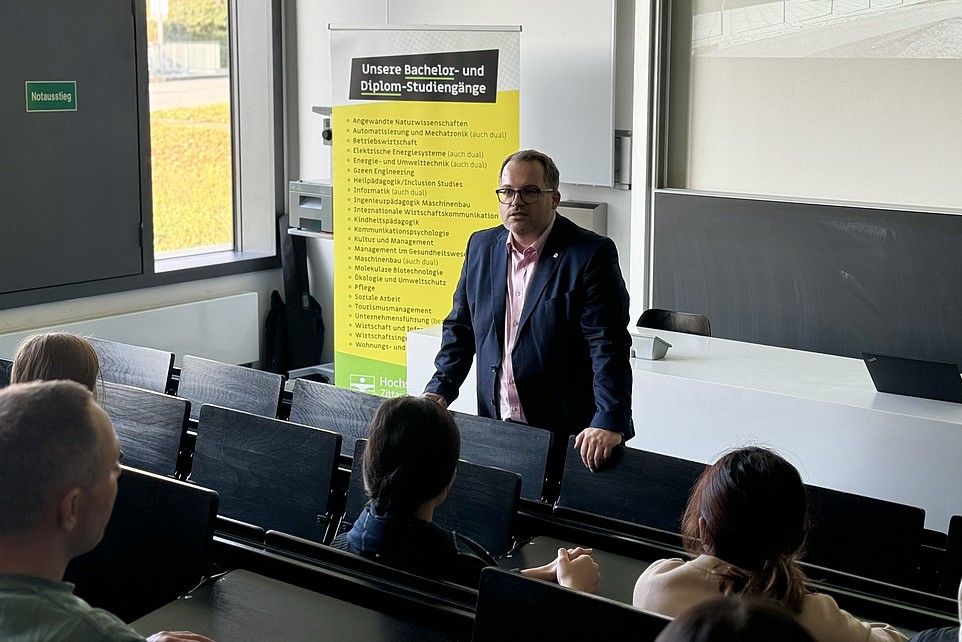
[330,25,520,398]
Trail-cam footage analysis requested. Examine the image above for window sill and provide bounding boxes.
[154,249,276,274]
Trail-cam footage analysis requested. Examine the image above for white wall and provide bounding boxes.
[0,0,653,372]
[0,270,283,364]
[289,0,388,363]
[685,58,962,211]
[288,0,649,358]
[0,0,651,371]
[630,1,655,315]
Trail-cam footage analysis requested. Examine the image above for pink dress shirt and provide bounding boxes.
[498,216,556,422]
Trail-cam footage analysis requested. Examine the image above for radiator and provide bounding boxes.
[0,292,260,366]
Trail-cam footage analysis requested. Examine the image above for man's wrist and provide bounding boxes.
[422,391,448,408]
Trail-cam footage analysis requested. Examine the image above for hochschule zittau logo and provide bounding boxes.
[349,374,376,394]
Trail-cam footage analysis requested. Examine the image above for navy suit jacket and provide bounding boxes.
[426,215,633,440]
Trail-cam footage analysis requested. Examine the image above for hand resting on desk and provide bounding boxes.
[521,546,600,594]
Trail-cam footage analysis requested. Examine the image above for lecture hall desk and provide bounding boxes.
[408,326,962,531]
[132,569,453,641]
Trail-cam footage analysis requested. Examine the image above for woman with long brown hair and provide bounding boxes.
[633,446,905,642]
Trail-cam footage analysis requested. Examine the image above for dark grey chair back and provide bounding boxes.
[473,568,670,642]
[0,357,11,387]
[192,404,341,542]
[938,515,962,597]
[805,484,924,588]
[178,355,284,421]
[90,336,174,393]
[556,437,705,535]
[64,467,218,622]
[99,380,189,477]
[452,410,552,502]
[343,439,521,558]
[289,378,382,457]
[637,308,711,337]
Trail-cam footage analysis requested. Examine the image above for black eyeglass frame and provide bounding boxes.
[495,187,556,205]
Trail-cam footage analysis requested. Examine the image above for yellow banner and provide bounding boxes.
[330,28,519,396]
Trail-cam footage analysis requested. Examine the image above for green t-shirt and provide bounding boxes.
[0,573,145,642]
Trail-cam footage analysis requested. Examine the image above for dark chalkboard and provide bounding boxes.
[652,190,962,366]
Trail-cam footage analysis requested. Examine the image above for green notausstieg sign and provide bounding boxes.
[25,81,77,112]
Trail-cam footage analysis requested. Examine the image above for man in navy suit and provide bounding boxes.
[424,149,632,472]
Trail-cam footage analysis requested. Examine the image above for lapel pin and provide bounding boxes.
[553,253,558,258]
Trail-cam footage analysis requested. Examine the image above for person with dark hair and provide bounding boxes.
[0,381,212,642]
[654,595,816,642]
[332,395,600,592]
[633,446,906,642]
[11,332,101,393]
[424,149,633,473]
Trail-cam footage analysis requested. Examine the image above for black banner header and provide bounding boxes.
[349,49,499,103]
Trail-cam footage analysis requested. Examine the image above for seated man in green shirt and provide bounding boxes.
[0,380,212,642]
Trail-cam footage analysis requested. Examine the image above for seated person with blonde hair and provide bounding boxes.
[11,332,100,393]
[633,446,906,642]
[333,395,599,592]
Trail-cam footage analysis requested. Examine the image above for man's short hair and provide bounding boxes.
[0,381,101,536]
[500,149,560,190]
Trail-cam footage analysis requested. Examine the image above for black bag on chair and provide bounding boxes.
[265,214,325,374]
[264,289,289,374]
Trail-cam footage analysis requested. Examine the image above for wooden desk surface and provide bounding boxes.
[505,536,940,637]
[132,569,453,642]
[500,535,650,604]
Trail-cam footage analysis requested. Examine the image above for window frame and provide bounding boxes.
[0,0,282,311]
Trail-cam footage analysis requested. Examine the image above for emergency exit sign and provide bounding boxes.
[25,81,77,112]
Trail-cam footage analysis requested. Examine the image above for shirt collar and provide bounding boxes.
[505,213,556,256]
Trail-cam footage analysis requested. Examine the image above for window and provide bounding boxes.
[0,0,279,310]
[149,0,279,273]
[148,0,234,257]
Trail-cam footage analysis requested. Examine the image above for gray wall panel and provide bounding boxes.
[0,0,143,294]
[652,190,962,366]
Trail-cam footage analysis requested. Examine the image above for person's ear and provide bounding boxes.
[58,487,83,534]
[551,188,561,209]
[698,515,713,554]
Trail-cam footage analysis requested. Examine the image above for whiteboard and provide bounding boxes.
[388,0,616,187]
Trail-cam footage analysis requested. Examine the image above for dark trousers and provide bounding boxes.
[909,627,959,642]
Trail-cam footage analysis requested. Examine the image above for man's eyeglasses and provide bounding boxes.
[495,187,555,205]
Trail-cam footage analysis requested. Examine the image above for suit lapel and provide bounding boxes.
[518,216,567,335]
[490,231,509,355]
